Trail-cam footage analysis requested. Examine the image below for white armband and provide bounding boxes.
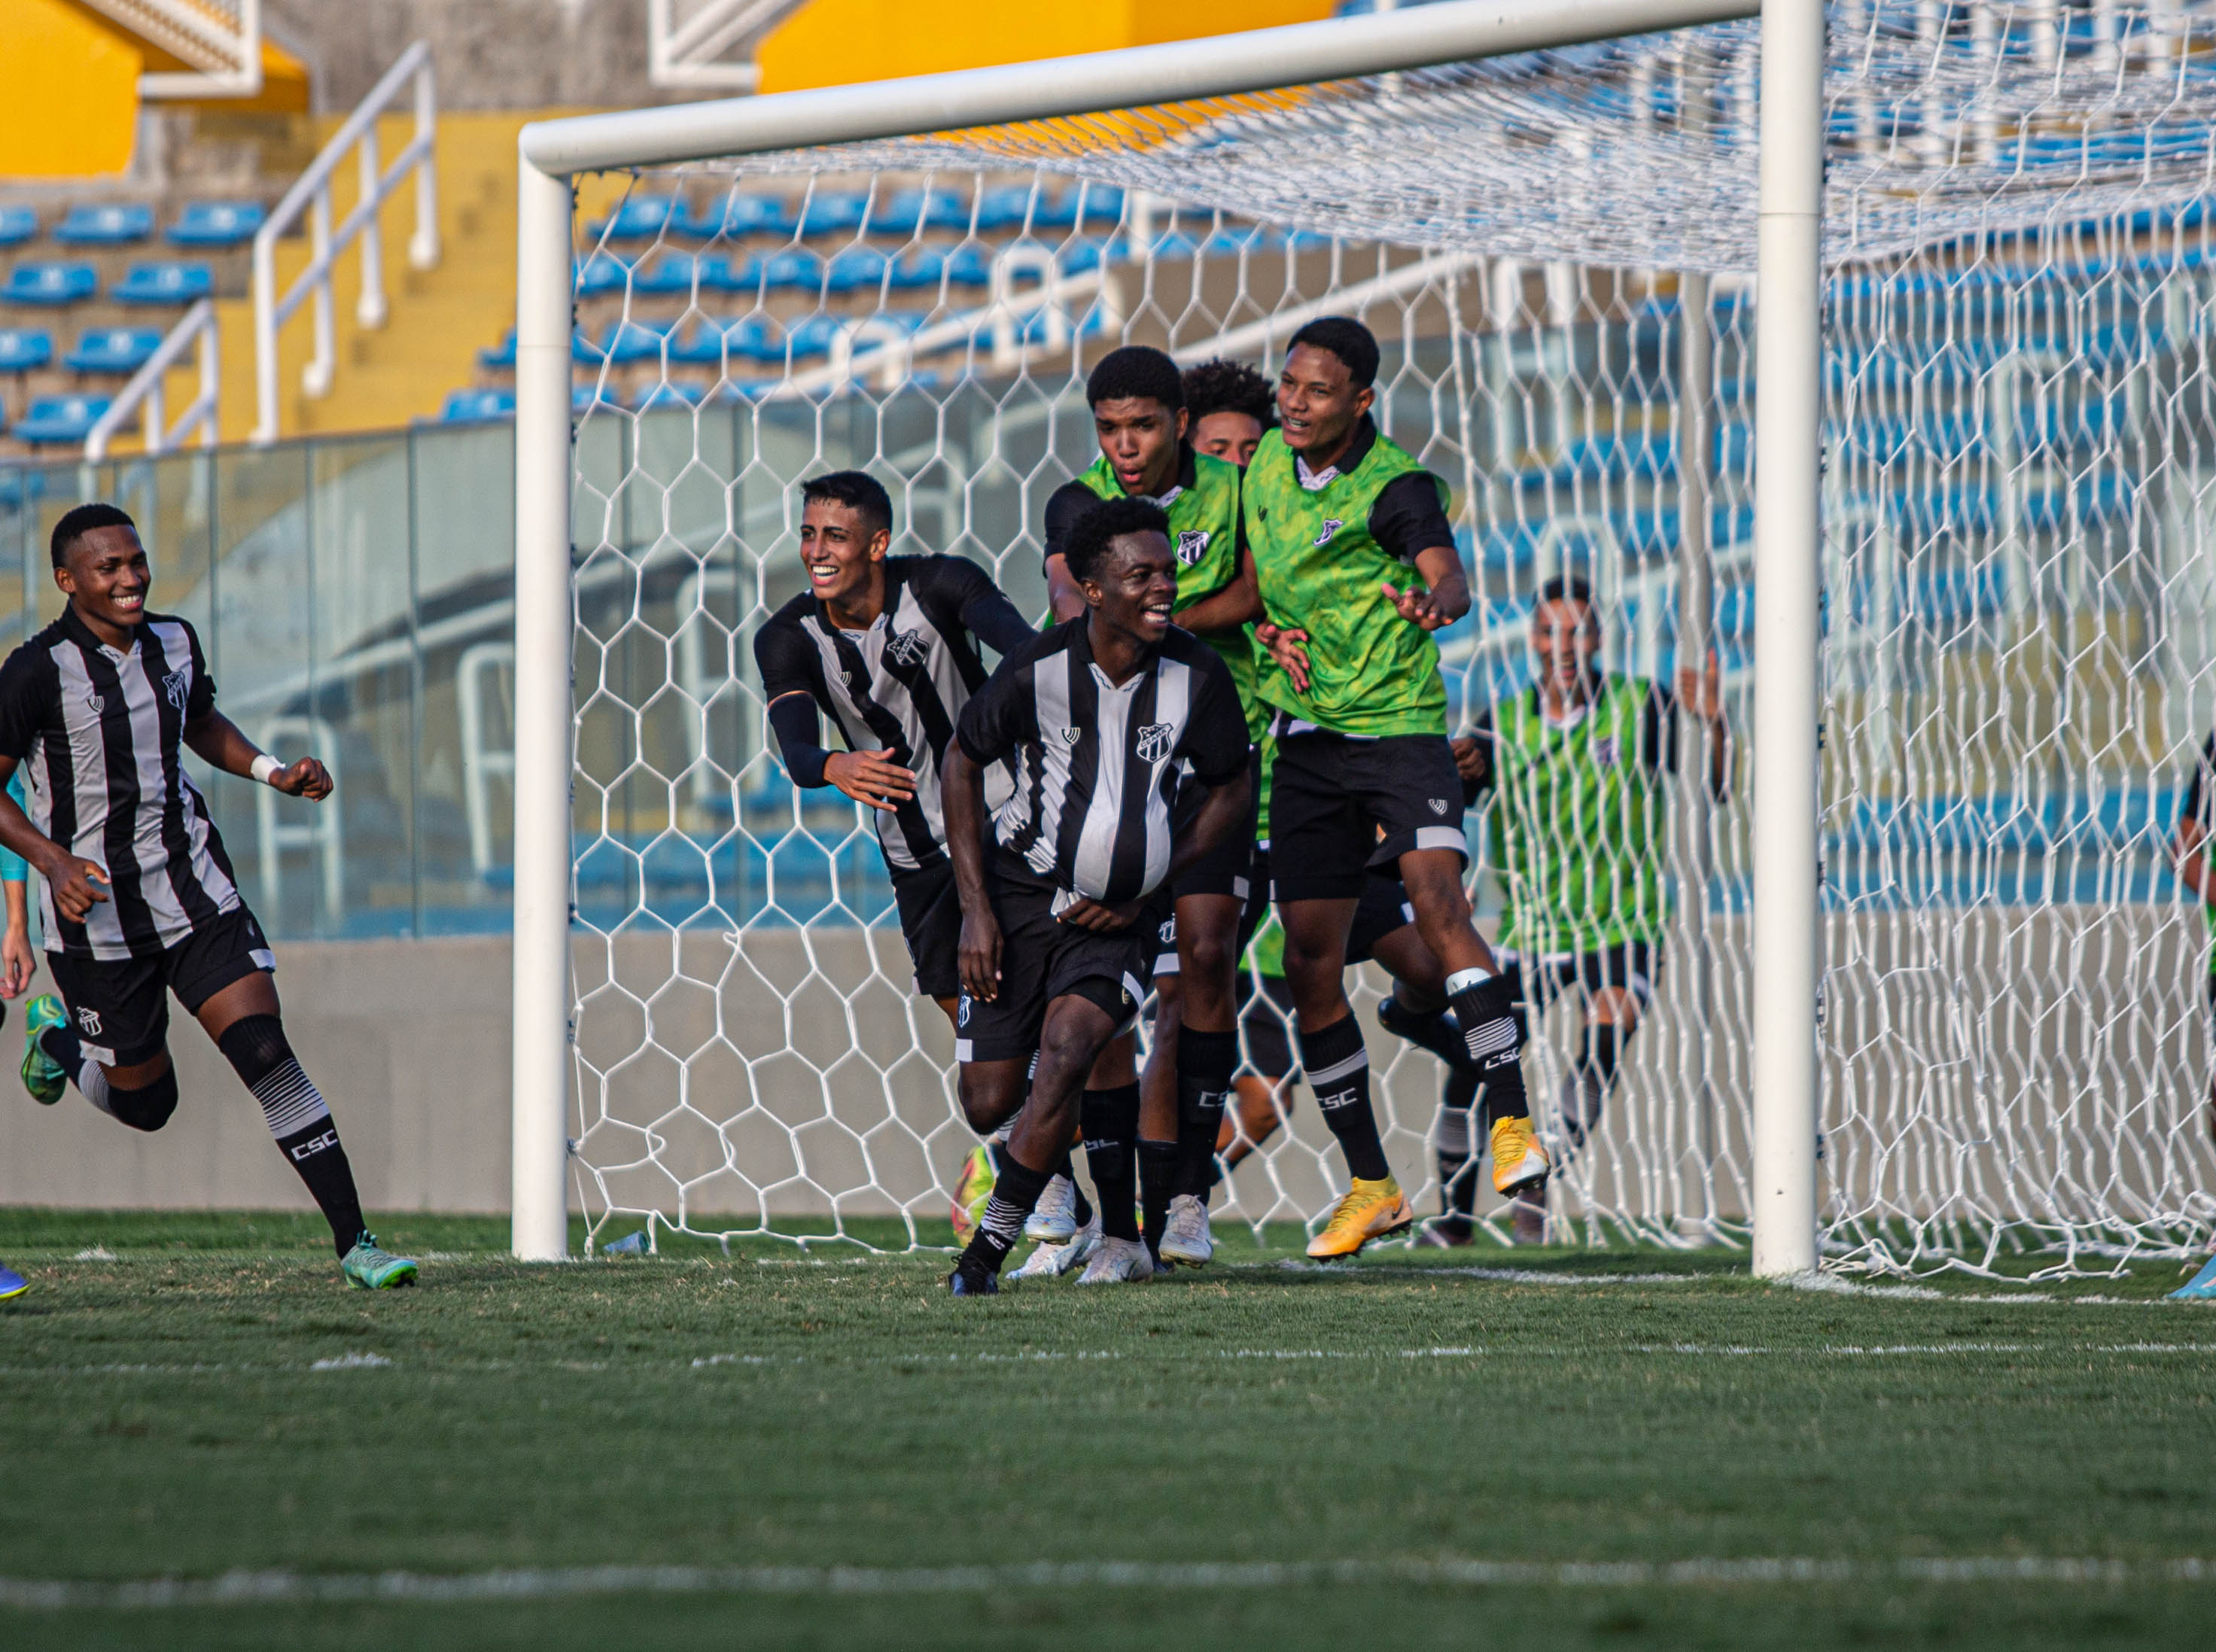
[250,753,282,786]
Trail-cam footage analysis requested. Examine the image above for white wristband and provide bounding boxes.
[250,753,282,786]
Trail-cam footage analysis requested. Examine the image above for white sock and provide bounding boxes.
[1444,966,1494,996]
[79,1060,115,1119]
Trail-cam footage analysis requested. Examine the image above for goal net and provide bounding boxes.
[534,1,2216,1273]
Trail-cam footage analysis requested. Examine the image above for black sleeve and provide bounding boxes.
[183,622,217,721]
[916,554,1037,658]
[1042,481,1099,571]
[2184,734,2216,834]
[1461,704,1497,806]
[1366,470,1455,567]
[752,617,834,787]
[1642,682,1679,777]
[1175,650,1252,786]
[766,694,830,788]
[0,645,46,763]
[956,647,1042,768]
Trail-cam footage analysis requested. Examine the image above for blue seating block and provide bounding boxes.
[440,388,515,422]
[745,248,826,291]
[53,204,151,245]
[15,394,110,445]
[166,201,263,248]
[575,253,635,298]
[589,195,679,242]
[0,206,35,247]
[825,247,891,293]
[0,329,52,371]
[574,320,671,366]
[110,262,212,305]
[669,317,779,365]
[870,188,973,236]
[632,253,741,296]
[796,191,870,237]
[65,327,162,373]
[677,193,797,240]
[479,329,517,369]
[4,262,97,306]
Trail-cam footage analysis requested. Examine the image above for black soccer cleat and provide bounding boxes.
[947,1260,1000,1296]
[1377,995,1476,1075]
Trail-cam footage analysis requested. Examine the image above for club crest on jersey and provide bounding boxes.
[76,1006,101,1036]
[84,689,102,715]
[1594,735,1620,769]
[1060,727,1081,746]
[1134,722,1175,763]
[161,667,190,713]
[1429,798,1450,817]
[1311,517,1344,547]
[1174,528,1210,567]
[882,628,927,669]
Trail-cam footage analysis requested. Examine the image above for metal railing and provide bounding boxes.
[84,299,221,461]
[647,0,814,91]
[251,41,440,444]
[81,0,263,99]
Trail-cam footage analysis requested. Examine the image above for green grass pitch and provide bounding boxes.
[2,1208,2214,1650]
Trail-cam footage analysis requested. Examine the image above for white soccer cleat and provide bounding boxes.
[1011,1212,1102,1280]
[1024,1174,1079,1243]
[1158,1194,1215,1267]
[1075,1235,1155,1285]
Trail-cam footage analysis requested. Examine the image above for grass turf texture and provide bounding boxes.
[2,1211,2214,1650]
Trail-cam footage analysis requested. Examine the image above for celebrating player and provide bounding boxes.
[1182,356,1275,468]
[1250,316,1548,1258]
[0,504,416,1289]
[2170,729,2216,1147]
[1428,573,1730,1244]
[0,790,26,1303]
[1043,346,1260,1272]
[751,470,1052,1240]
[943,497,1251,1294]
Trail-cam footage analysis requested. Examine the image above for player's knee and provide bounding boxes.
[955,1069,1020,1136]
[215,1013,294,1087]
[107,1068,180,1133]
[1182,929,1235,996]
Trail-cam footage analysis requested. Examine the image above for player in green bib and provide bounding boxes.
[1025,345,1262,1277]
[2173,733,2216,1152]
[1430,573,1729,1244]
[1247,318,1548,1258]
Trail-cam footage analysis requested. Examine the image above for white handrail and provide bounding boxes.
[251,41,440,444]
[647,0,814,91]
[84,300,220,461]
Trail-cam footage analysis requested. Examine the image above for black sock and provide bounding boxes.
[1379,995,1478,1075]
[218,1015,366,1258]
[1080,1085,1140,1242]
[1137,1139,1180,1259]
[1435,1066,1482,1225]
[1172,1027,1237,1199]
[1300,1013,1389,1182]
[1052,1145,1094,1227]
[959,1144,1054,1276]
[38,1022,81,1073]
[1561,1024,1622,1152]
[1449,975,1532,1128]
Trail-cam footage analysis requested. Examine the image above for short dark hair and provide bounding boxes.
[1085,345,1183,414]
[1536,573,1595,610]
[1064,496,1170,585]
[1286,317,1380,389]
[1181,357,1274,427]
[799,470,893,540]
[50,501,135,569]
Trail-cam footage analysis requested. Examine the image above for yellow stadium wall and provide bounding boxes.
[0,0,143,177]
[756,0,1336,92]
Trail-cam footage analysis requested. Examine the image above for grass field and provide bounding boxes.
[3,1209,2214,1650]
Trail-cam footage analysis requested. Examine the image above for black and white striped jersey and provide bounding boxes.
[753,555,1035,874]
[955,617,1248,904]
[0,607,245,960]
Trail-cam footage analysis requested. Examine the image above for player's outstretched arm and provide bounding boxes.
[1381,543,1472,632]
[939,742,1001,999]
[183,710,332,801]
[0,753,108,921]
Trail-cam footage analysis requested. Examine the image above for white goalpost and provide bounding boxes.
[505,0,2216,1276]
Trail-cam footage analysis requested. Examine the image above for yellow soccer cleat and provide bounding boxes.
[950,1144,996,1243]
[1305,1176,1415,1259]
[1490,1115,1551,1194]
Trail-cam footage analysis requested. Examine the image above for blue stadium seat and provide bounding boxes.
[942,245,994,286]
[974,186,1038,233]
[1027,184,1125,230]
[589,195,679,242]
[632,253,742,296]
[1057,239,1128,276]
[0,206,35,247]
[884,246,948,289]
[574,320,671,366]
[575,253,635,298]
[166,200,263,248]
[0,329,53,371]
[825,247,892,293]
[14,394,109,445]
[869,188,973,236]
[796,191,870,237]
[109,261,213,305]
[53,203,152,245]
[744,248,826,291]
[440,388,516,422]
[4,262,98,305]
[676,193,796,240]
[478,329,517,369]
[65,327,162,373]
[574,382,620,415]
[668,316,780,366]
[632,382,701,411]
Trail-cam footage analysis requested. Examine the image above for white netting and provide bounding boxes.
[528,0,2216,1272]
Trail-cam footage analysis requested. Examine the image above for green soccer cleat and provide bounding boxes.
[20,994,68,1106]
[341,1232,419,1290]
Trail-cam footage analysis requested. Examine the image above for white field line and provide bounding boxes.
[5,1555,2214,1611]
[4,1343,2215,1381]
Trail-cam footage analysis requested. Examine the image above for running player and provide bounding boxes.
[0,504,416,1289]
[1042,346,1259,1272]
[944,497,1250,1294]
[1250,317,1548,1258]
[1427,573,1729,1245]
[751,470,1049,1240]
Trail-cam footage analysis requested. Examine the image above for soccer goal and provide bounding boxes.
[507,0,2216,1278]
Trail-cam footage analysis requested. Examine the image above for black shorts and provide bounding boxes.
[954,869,1159,1065]
[888,859,961,999]
[45,903,275,1068]
[1268,723,1468,901]
[1499,939,1662,1014]
[1170,747,1261,905]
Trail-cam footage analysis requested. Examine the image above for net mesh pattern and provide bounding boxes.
[528,0,2216,1273]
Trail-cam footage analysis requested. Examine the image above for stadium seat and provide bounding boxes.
[574,320,671,366]
[796,191,871,237]
[1027,184,1125,230]
[942,245,994,286]
[668,316,780,365]
[14,394,109,445]
[575,253,635,298]
[65,327,162,373]
[478,329,517,369]
[676,193,797,240]
[440,388,515,422]
[869,187,973,236]
[0,329,53,371]
[974,186,1038,233]
[589,195,679,242]
[744,248,826,291]
[4,262,98,306]
[0,206,35,247]
[825,247,893,292]
[632,382,702,410]
[633,253,742,296]
[884,247,948,289]
[109,262,214,305]
[574,382,620,414]
[1058,239,1128,276]
[166,201,264,248]
[53,203,152,245]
